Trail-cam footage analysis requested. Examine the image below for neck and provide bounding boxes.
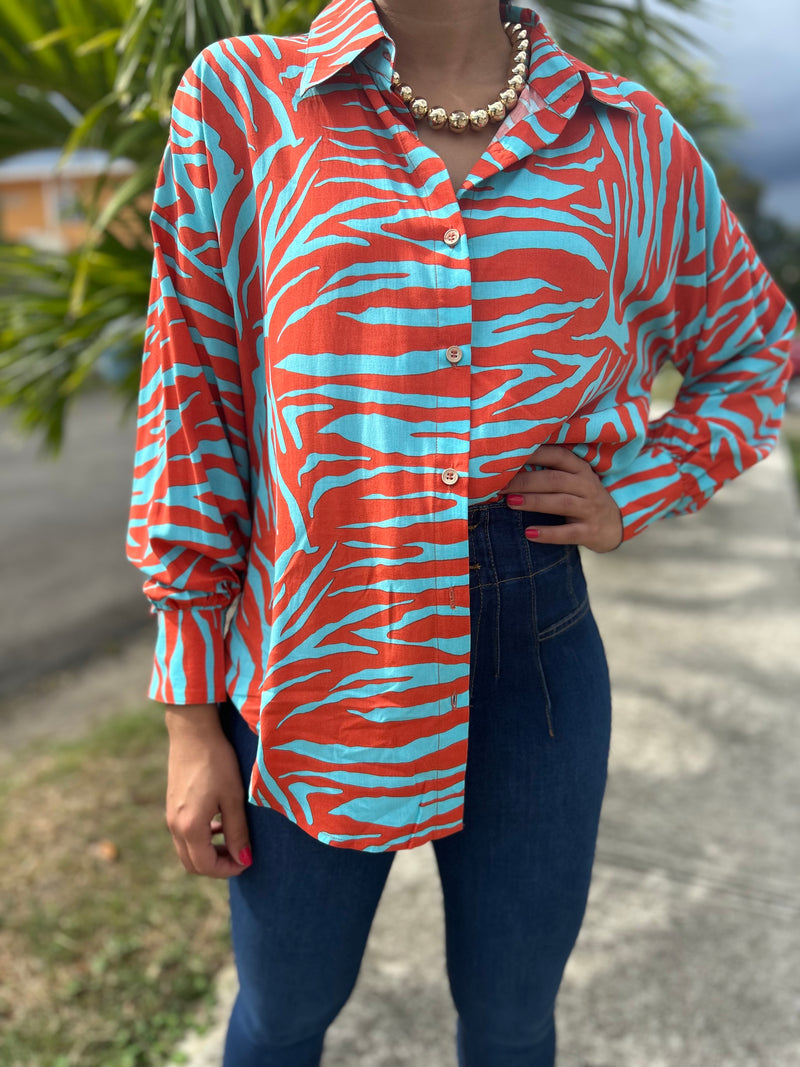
[374,0,511,93]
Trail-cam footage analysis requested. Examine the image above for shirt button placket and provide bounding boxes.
[441,231,464,494]
[438,220,468,720]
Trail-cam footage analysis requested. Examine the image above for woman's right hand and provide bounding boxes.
[164,704,253,878]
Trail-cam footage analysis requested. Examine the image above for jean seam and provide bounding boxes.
[468,518,483,704]
[471,555,567,586]
[528,572,555,740]
[484,509,502,679]
[538,595,590,642]
[522,514,556,739]
[565,545,578,605]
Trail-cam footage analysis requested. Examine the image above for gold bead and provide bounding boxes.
[391,17,530,136]
[487,100,506,122]
[427,107,448,129]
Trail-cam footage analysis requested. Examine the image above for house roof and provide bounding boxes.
[0,148,136,185]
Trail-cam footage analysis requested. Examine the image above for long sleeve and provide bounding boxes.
[127,54,251,704]
[603,131,796,541]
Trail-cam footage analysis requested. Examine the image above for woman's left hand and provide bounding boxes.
[499,445,623,553]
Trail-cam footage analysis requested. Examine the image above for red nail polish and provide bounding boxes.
[507,494,524,505]
[525,528,540,539]
[238,846,253,867]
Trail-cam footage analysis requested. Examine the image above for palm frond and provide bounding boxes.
[0,237,151,452]
[541,0,708,73]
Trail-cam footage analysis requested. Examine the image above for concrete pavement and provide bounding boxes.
[168,438,800,1067]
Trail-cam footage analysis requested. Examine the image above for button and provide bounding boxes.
[442,468,459,485]
[443,228,460,246]
[446,346,463,364]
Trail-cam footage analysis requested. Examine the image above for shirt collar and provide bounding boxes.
[298,0,637,117]
[298,0,389,99]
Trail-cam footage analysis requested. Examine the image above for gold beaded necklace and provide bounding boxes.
[390,21,531,134]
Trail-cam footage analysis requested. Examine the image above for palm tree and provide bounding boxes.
[0,0,710,450]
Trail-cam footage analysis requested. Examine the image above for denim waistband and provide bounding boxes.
[466,499,577,589]
[467,499,567,526]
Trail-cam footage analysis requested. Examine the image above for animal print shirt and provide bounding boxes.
[127,0,795,851]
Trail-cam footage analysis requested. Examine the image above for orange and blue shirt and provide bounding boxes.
[127,0,796,851]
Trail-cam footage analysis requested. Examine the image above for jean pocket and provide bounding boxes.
[533,545,589,641]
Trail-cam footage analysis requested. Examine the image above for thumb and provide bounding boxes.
[219,794,252,869]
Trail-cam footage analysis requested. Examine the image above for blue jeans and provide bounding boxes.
[219,500,612,1067]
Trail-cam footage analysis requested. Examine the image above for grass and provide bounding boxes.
[0,710,231,1067]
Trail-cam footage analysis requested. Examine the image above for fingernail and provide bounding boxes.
[507,494,524,505]
[525,528,540,539]
[238,846,252,867]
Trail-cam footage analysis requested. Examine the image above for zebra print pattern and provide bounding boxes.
[127,0,795,851]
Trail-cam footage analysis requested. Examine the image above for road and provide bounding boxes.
[0,392,151,699]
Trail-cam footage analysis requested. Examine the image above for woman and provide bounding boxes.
[127,0,795,1064]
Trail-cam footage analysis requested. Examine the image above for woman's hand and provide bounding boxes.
[165,704,253,878]
[499,445,623,553]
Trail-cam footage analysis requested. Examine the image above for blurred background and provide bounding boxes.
[0,2,798,1066]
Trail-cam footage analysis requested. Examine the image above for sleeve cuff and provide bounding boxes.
[148,606,228,704]
[604,444,688,542]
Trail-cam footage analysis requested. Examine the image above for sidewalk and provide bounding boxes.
[171,439,800,1067]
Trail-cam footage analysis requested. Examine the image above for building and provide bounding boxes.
[0,148,136,252]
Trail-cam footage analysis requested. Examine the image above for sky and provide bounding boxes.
[676,0,800,225]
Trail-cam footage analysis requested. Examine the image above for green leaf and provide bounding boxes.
[75,28,122,57]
